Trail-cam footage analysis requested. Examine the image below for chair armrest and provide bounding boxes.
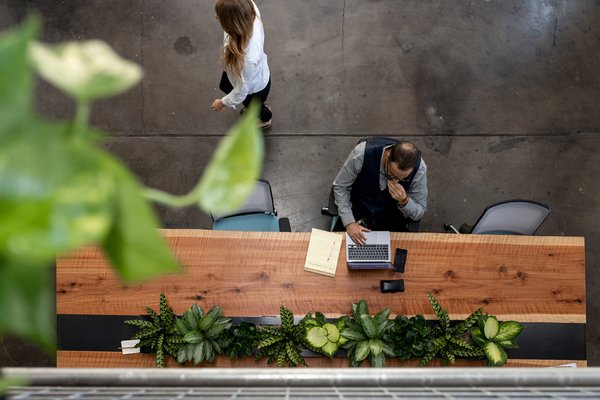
[278,218,292,232]
[321,188,338,216]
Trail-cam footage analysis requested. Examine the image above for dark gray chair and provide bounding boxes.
[212,179,291,232]
[444,199,550,235]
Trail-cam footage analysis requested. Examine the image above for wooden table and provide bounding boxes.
[56,229,586,367]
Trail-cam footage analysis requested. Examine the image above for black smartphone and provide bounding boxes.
[380,279,405,293]
[393,247,408,273]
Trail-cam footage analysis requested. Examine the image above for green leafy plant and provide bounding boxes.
[470,314,524,366]
[221,322,261,358]
[300,312,348,358]
[0,16,263,358]
[420,293,484,366]
[341,300,395,367]
[384,314,430,361]
[124,293,183,368]
[255,305,305,367]
[175,304,232,365]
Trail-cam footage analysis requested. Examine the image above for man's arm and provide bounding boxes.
[398,160,428,221]
[332,142,366,227]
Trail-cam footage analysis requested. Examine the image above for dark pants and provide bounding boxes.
[219,72,272,122]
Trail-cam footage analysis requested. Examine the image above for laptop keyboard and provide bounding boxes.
[348,244,389,261]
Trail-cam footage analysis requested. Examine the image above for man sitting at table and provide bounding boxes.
[332,137,428,245]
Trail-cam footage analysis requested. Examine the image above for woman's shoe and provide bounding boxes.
[259,119,272,130]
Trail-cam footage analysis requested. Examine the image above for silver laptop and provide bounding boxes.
[346,231,392,270]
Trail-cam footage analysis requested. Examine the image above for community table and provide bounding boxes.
[56,229,586,367]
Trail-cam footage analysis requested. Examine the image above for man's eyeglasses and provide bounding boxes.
[385,159,410,182]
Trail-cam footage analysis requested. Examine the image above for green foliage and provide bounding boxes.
[256,305,305,367]
[125,293,183,368]
[0,16,263,355]
[384,315,430,361]
[29,40,142,103]
[300,312,347,358]
[221,322,261,358]
[341,300,395,367]
[175,304,232,365]
[420,294,485,366]
[470,315,524,366]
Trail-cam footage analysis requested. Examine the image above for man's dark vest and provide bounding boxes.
[350,137,421,229]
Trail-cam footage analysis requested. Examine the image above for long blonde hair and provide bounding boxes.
[215,0,256,79]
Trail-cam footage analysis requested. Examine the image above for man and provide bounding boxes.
[333,137,428,245]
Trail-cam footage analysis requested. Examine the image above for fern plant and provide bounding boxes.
[124,293,184,368]
[420,293,485,366]
[175,304,232,365]
[341,299,395,367]
[255,305,305,367]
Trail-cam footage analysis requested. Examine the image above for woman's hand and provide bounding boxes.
[211,99,225,112]
[346,222,371,245]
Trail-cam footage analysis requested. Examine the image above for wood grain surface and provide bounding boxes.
[57,230,586,322]
[56,351,587,368]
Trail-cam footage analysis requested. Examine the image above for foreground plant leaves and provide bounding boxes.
[100,154,179,283]
[29,39,142,103]
[192,101,264,215]
[0,14,263,357]
[0,259,54,352]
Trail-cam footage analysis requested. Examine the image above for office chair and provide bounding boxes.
[212,179,291,232]
[444,199,550,235]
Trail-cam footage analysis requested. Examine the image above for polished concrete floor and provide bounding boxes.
[1,0,599,366]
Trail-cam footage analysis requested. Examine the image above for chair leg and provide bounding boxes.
[444,223,461,234]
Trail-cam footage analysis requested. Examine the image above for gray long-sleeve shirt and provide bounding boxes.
[332,141,428,227]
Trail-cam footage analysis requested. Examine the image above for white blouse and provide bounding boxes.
[221,1,270,108]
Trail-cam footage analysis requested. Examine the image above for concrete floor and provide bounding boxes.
[1,0,599,366]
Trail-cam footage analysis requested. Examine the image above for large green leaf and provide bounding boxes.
[0,15,37,140]
[29,40,142,103]
[493,321,524,342]
[368,339,384,356]
[0,120,114,263]
[100,156,180,283]
[0,260,54,353]
[359,314,377,339]
[470,327,487,347]
[484,341,508,366]
[341,327,366,341]
[483,316,499,339]
[320,341,338,358]
[323,323,339,343]
[370,352,385,368]
[354,340,370,362]
[193,102,263,215]
[306,326,328,349]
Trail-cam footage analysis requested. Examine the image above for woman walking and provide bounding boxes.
[211,0,272,130]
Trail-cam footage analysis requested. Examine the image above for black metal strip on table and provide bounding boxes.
[57,315,586,360]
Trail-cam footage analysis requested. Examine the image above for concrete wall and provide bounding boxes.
[1,0,598,366]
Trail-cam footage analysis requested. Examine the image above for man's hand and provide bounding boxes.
[387,180,408,203]
[346,222,371,245]
[211,99,225,112]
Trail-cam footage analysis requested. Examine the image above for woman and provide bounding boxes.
[211,0,272,129]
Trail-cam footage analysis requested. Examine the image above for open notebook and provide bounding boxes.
[346,231,392,270]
